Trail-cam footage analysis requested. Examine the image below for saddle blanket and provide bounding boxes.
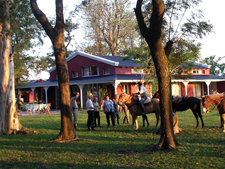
[144,97,151,104]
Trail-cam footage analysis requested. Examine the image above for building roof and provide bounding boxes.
[48,51,140,73]
[16,75,149,89]
[179,62,209,69]
[172,74,225,82]
[16,73,225,89]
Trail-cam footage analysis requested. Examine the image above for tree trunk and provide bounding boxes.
[0,0,19,134]
[135,0,178,150]
[30,0,77,141]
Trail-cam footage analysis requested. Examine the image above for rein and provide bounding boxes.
[122,94,136,109]
[204,94,225,112]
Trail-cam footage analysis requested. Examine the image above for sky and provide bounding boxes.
[30,0,225,80]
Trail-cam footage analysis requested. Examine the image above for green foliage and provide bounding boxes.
[99,88,108,100]
[123,46,158,94]
[201,55,225,76]
[10,0,45,85]
[0,109,224,168]
[126,0,210,83]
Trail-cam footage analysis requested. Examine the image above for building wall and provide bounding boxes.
[50,55,116,81]
[115,67,132,74]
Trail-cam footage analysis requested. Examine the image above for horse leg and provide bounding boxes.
[145,115,149,127]
[142,115,145,127]
[155,112,159,128]
[131,116,136,131]
[220,111,225,133]
[142,115,149,127]
[135,118,139,130]
[196,104,204,128]
[192,110,199,128]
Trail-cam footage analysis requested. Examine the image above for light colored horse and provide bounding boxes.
[118,93,160,131]
[202,93,225,133]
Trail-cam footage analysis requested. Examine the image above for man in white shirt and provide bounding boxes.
[86,93,96,131]
[136,81,148,115]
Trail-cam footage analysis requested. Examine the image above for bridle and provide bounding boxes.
[203,94,225,113]
[119,93,136,109]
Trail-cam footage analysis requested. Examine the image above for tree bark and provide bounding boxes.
[135,0,178,150]
[30,0,77,141]
[0,0,19,134]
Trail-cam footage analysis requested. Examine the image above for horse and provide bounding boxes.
[152,91,204,128]
[202,93,225,133]
[118,93,160,131]
[172,96,204,128]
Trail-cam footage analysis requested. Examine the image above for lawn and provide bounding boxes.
[0,109,224,169]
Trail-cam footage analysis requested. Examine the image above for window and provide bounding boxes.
[72,71,79,78]
[82,65,99,77]
[172,83,181,96]
[103,67,110,75]
[131,68,143,74]
[192,70,202,74]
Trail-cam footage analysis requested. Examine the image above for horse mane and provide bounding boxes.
[207,93,224,99]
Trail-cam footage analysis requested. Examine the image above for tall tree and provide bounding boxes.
[10,0,45,85]
[78,0,138,56]
[30,0,77,141]
[0,0,19,134]
[135,0,177,150]
[202,55,225,76]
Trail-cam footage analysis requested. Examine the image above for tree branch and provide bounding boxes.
[134,0,148,39]
[55,0,66,30]
[30,0,54,40]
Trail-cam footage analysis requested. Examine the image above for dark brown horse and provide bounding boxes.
[202,94,225,133]
[172,96,204,128]
[118,93,160,131]
[153,91,204,128]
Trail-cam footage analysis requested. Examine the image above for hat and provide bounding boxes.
[88,93,93,98]
[138,81,142,85]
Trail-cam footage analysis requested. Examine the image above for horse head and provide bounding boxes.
[118,93,133,106]
[202,96,211,114]
[118,93,126,106]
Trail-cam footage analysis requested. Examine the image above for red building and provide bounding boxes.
[16,51,225,109]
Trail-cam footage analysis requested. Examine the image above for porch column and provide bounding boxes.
[182,81,189,96]
[44,87,49,104]
[55,86,58,109]
[205,81,211,95]
[31,87,35,106]
[112,81,120,95]
[201,83,204,96]
[78,84,84,109]
[17,89,21,101]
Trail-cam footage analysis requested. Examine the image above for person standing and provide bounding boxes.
[103,95,115,127]
[113,94,120,125]
[86,93,96,131]
[71,92,79,129]
[122,104,130,124]
[93,97,101,127]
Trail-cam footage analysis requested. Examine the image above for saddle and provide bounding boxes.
[173,95,187,103]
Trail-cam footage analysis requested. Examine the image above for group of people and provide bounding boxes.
[70,92,130,131]
[70,81,148,131]
[85,93,123,131]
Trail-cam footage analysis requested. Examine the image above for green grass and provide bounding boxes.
[0,110,224,169]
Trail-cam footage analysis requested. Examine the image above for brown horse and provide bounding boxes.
[118,93,160,131]
[202,93,225,133]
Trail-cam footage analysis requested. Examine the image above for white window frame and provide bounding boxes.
[103,67,110,75]
[131,68,143,74]
[192,70,202,74]
[82,65,99,77]
[72,71,79,78]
